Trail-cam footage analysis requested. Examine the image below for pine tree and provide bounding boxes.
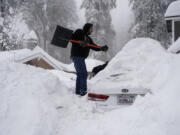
[129,0,176,48]
[81,0,116,61]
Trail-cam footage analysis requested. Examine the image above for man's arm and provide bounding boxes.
[87,38,101,51]
[88,42,108,52]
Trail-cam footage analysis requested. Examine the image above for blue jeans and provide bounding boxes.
[72,57,88,94]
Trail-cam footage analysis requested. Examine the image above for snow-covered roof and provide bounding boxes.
[2,42,180,135]
[0,46,104,72]
[165,0,180,19]
[16,46,69,70]
[17,52,63,70]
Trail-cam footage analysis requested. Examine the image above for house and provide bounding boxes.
[16,46,68,70]
[165,0,180,43]
[16,46,106,77]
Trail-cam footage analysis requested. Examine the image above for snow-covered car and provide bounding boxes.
[88,38,165,108]
[88,74,151,109]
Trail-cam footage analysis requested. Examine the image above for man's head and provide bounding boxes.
[83,23,93,35]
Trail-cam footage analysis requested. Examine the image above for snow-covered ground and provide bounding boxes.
[0,38,180,135]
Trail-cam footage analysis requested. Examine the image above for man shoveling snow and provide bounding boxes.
[71,23,108,96]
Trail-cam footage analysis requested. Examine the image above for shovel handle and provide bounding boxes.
[70,40,101,49]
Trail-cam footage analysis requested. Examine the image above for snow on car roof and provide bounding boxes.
[90,38,166,92]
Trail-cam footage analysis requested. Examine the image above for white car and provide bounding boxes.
[88,86,150,109]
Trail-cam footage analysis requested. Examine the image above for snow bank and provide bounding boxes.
[91,38,166,90]
[0,62,68,135]
[0,56,96,135]
[1,37,180,135]
[0,49,32,62]
[55,38,180,135]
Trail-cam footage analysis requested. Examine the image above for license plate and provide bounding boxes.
[117,94,136,105]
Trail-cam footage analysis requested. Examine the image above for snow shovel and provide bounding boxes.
[51,25,101,49]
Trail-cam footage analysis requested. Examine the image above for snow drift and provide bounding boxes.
[0,62,67,135]
[1,38,180,135]
[90,38,166,91]
[58,38,180,135]
[51,38,180,135]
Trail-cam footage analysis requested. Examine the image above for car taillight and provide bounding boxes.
[88,93,109,101]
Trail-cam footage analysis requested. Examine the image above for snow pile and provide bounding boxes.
[1,38,180,135]
[32,46,69,70]
[168,37,180,53]
[0,62,68,135]
[91,38,166,90]
[30,46,103,72]
[0,53,96,135]
[49,69,76,90]
[55,38,180,135]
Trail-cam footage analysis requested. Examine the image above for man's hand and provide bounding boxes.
[101,45,108,52]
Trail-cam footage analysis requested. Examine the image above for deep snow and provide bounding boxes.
[0,62,63,135]
[0,38,180,135]
[90,38,167,92]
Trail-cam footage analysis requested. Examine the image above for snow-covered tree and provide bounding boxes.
[81,0,116,61]
[0,0,20,50]
[21,0,78,63]
[129,0,175,48]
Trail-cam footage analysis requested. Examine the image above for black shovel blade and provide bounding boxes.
[51,25,73,48]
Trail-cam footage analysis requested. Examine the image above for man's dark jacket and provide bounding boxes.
[71,24,101,58]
